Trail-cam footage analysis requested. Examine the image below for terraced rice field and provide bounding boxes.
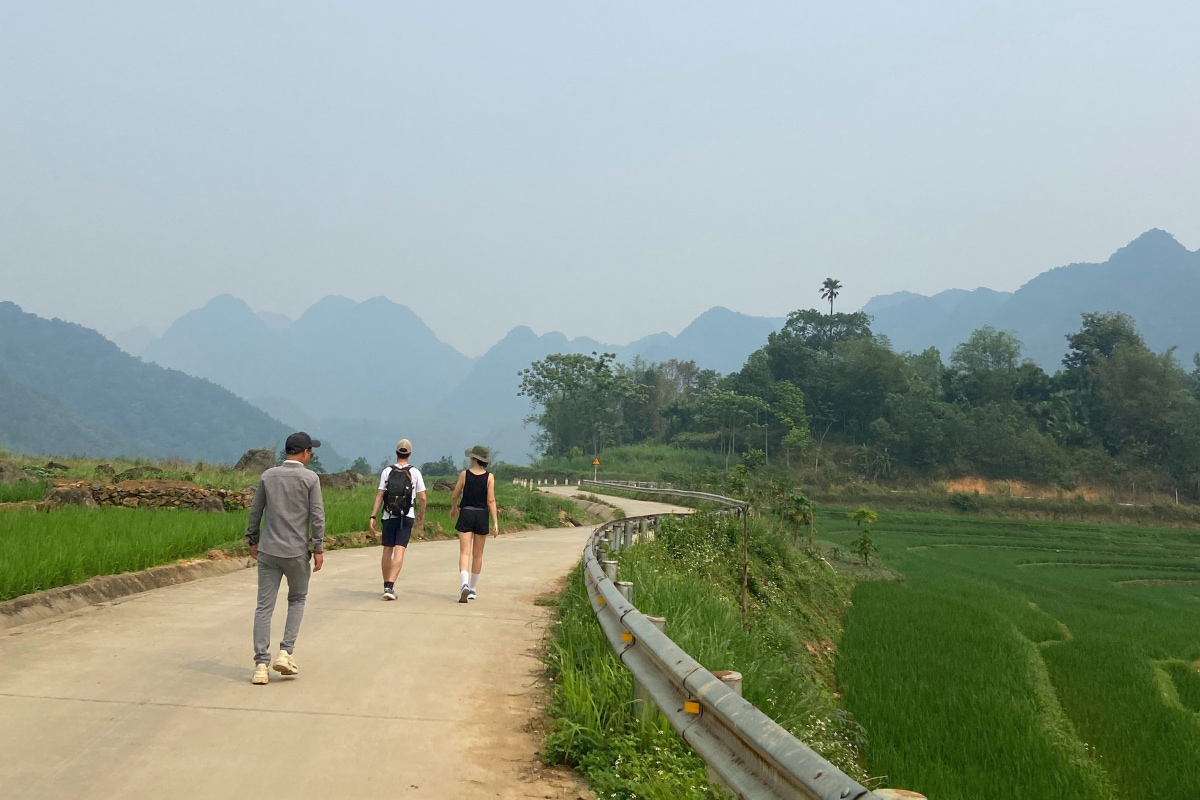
[827,511,1200,800]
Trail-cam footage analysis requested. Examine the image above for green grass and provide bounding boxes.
[825,509,1200,800]
[0,480,50,503]
[0,483,585,601]
[519,444,727,483]
[543,512,867,798]
[0,507,246,599]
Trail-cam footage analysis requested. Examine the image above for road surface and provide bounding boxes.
[0,489,690,800]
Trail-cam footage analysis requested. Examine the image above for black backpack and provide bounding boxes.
[384,465,415,517]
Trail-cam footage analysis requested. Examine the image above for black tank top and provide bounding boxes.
[461,470,489,509]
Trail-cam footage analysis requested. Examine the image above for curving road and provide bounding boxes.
[0,489,690,800]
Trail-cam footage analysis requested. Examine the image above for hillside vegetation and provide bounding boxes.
[0,302,303,464]
[521,304,1200,503]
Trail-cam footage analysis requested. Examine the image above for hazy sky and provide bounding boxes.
[3,2,1198,356]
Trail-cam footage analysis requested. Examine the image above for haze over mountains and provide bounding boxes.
[867,230,1200,368]
[139,301,783,465]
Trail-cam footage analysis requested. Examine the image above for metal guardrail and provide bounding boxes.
[581,479,746,509]
[581,499,885,800]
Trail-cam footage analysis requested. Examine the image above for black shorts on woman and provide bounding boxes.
[455,508,489,536]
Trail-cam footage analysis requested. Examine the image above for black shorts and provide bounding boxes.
[456,508,489,536]
[382,516,414,548]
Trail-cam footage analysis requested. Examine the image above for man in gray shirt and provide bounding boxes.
[246,432,326,685]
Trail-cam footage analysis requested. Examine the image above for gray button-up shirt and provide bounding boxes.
[245,459,325,557]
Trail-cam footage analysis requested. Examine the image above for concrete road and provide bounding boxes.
[0,490,686,800]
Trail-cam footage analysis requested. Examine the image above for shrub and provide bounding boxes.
[949,492,981,513]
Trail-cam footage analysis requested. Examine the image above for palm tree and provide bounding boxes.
[785,491,816,547]
[820,278,842,315]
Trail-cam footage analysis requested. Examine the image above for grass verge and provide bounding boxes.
[542,511,868,798]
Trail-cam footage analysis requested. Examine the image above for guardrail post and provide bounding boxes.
[615,581,633,603]
[601,560,618,582]
[711,670,742,696]
[622,521,634,550]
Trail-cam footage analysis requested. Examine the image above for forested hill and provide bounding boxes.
[0,302,298,463]
[866,229,1200,367]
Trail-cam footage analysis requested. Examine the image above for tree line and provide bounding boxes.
[519,303,1200,496]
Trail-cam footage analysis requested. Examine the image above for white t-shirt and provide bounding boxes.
[378,464,426,520]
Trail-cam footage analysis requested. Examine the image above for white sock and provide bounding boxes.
[469,573,480,590]
[460,570,469,587]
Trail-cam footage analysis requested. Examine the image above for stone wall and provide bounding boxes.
[51,480,255,512]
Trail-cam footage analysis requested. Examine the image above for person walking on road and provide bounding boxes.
[449,445,499,603]
[369,439,427,600]
[246,432,325,685]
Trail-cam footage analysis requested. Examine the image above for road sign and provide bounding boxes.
[592,457,600,481]
[592,458,600,466]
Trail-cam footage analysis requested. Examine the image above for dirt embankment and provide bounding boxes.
[944,477,1104,502]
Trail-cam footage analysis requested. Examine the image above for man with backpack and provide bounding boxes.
[369,439,427,600]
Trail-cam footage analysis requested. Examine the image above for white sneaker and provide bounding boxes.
[272,650,299,676]
[458,584,471,603]
[252,664,270,685]
[467,588,477,601]
[383,588,397,601]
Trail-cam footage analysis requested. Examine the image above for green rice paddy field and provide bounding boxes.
[824,511,1200,800]
[0,483,582,601]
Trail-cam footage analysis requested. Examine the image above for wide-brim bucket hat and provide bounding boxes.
[465,445,493,465]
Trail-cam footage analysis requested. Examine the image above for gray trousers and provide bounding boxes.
[254,552,311,664]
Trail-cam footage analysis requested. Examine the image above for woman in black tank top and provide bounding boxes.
[449,445,499,603]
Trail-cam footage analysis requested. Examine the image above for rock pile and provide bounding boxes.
[43,486,97,509]
[112,466,165,482]
[234,448,276,474]
[0,461,31,485]
[318,470,370,490]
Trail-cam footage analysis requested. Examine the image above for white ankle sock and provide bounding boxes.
[459,570,469,587]
[469,573,480,589]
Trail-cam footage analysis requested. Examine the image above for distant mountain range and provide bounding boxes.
[137,300,782,465]
[865,229,1200,369]
[13,227,1192,465]
[0,302,320,464]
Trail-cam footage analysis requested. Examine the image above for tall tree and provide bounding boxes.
[1064,312,1144,371]
[820,278,843,315]
[949,326,1025,406]
[518,352,629,457]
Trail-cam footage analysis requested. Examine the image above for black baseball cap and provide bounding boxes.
[285,432,321,454]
